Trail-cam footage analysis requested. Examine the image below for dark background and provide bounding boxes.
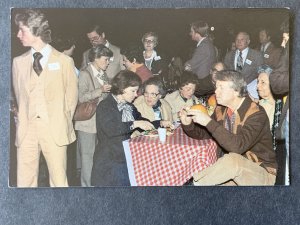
[11,8,289,68]
[1,2,300,225]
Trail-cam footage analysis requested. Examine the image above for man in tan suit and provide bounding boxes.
[12,9,78,187]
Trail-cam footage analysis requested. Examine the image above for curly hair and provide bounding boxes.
[15,9,51,43]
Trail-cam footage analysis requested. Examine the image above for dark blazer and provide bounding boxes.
[261,43,282,69]
[91,94,142,186]
[269,46,289,140]
[147,51,169,76]
[185,38,217,79]
[224,48,264,84]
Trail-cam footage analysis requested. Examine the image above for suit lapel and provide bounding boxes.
[44,47,61,87]
[22,51,33,96]
[242,49,253,72]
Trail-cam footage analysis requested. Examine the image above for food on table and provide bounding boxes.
[143,127,174,137]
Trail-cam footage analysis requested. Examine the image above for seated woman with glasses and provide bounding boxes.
[164,71,200,122]
[142,32,169,77]
[91,70,154,186]
[133,77,173,129]
[121,44,153,83]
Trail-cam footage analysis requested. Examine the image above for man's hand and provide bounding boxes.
[179,107,192,125]
[187,109,212,126]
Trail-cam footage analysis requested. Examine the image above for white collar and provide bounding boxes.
[90,64,104,77]
[31,44,52,67]
[143,50,157,60]
[196,37,206,47]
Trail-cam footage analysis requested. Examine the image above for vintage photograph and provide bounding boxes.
[10,8,289,187]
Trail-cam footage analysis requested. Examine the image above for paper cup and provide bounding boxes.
[158,127,167,143]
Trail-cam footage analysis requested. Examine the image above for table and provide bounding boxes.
[123,126,217,186]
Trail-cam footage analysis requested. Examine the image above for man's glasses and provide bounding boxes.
[144,92,160,98]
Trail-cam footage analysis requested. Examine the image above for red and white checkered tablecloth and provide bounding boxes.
[123,126,217,186]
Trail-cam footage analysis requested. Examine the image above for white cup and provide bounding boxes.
[157,127,167,144]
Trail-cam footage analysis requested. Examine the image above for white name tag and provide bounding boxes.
[245,59,252,65]
[264,54,270,59]
[48,63,60,70]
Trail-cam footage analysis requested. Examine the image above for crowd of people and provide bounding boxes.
[11,9,289,187]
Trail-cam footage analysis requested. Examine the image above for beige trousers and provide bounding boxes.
[193,153,276,186]
[17,118,68,187]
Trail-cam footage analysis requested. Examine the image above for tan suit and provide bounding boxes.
[12,47,78,187]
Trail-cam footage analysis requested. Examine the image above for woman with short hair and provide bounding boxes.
[134,77,173,129]
[164,71,200,122]
[91,70,154,186]
[75,44,113,187]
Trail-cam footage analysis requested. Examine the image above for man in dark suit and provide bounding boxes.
[81,25,124,80]
[184,21,216,97]
[184,20,217,80]
[224,32,264,84]
[258,28,282,69]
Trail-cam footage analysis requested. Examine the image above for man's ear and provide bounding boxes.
[101,32,106,39]
[133,58,137,64]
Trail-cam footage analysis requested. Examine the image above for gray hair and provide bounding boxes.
[141,77,166,96]
[257,64,273,76]
[215,70,248,97]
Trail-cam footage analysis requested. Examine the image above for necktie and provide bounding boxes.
[236,51,243,72]
[225,108,234,132]
[33,52,43,76]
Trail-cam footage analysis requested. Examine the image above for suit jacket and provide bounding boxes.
[81,42,124,80]
[146,51,169,76]
[224,48,264,84]
[75,64,109,133]
[262,43,282,69]
[12,47,78,147]
[185,38,216,79]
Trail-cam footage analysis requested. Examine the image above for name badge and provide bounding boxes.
[245,59,252,65]
[264,54,270,59]
[48,62,60,70]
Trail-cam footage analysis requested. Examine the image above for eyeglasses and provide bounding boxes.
[143,39,155,44]
[144,92,160,98]
[89,35,101,43]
